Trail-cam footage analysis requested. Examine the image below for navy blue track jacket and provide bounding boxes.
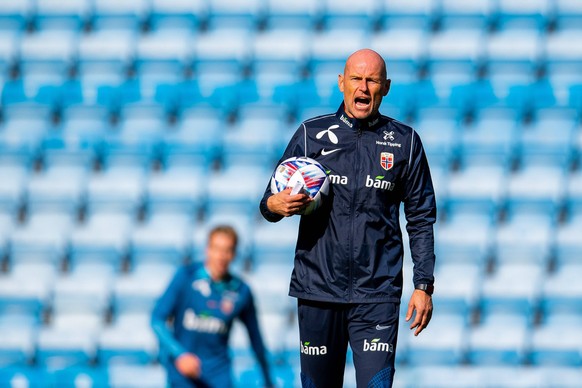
[260,104,437,304]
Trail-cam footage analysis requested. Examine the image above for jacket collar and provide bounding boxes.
[335,103,383,131]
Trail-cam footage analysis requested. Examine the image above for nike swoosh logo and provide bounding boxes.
[321,148,341,156]
[375,324,392,331]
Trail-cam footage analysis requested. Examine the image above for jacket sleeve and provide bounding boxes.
[259,124,306,223]
[238,288,274,387]
[403,130,437,288]
[151,266,190,359]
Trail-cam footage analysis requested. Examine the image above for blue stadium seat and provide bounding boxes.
[148,0,207,32]
[425,29,484,94]
[0,105,51,168]
[273,78,324,118]
[437,0,496,31]
[493,0,553,31]
[85,167,146,215]
[414,107,460,169]
[503,165,564,220]
[193,29,251,98]
[565,170,582,218]
[263,0,321,31]
[205,165,270,219]
[221,115,281,169]
[467,312,530,366]
[379,0,438,31]
[51,271,112,316]
[50,366,109,388]
[26,165,87,214]
[251,217,300,266]
[0,30,20,75]
[0,325,36,366]
[479,263,543,318]
[111,263,175,316]
[0,166,27,215]
[446,165,506,217]
[36,324,98,368]
[449,80,499,118]
[159,107,222,170]
[505,80,557,119]
[493,211,555,267]
[76,29,136,93]
[145,167,206,216]
[540,264,582,316]
[18,29,77,95]
[530,312,582,366]
[0,367,49,388]
[553,0,582,31]
[432,262,482,317]
[205,0,264,31]
[0,210,16,262]
[0,266,52,322]
[0,1,33,32]
[98,312,158,365]
[210,78,261,115]
[133,29,192,91]
[545,30,582,99]
[404,312,467,366]
[385,80,442,121]
[130,212,192,266]
[33,0,91,32]
[96,79,145,117]
[568,83,582,112]
[251,29,308,97]
[484,28,543,97]
[554,214,582,268]
[435,212,493,267]
[108,364,167,388]
[68,210,134,271]
[515,108,576,170]
[9,210,74,267]
[91,0,149,31]
[320,0,379,32]
[457,107,518,168]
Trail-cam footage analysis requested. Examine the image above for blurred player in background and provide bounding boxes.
[260,49,437,387]
[151,225,274,388]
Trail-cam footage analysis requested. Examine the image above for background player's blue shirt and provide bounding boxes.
[151,263,273,388]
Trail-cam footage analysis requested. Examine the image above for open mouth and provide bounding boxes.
[355,97,370,108]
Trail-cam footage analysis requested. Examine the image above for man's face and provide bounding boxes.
[338,53,390,120]
[205,232,236,280]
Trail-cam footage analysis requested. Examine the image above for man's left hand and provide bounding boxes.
[405,289,433,336]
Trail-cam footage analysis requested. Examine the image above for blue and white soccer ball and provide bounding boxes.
[270,156,330,215]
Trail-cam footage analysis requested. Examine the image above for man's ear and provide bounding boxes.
[383,79,391,96]
[338,74,345,93]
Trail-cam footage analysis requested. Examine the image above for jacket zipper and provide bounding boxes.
[348,127,363,302]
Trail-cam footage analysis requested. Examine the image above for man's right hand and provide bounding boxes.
[267,188,312,217]
[175,352,202,379]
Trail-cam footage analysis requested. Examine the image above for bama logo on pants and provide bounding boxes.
[363,338,394,352]
[300,341,328,356]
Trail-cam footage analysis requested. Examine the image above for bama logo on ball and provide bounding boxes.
[380,152,394,171]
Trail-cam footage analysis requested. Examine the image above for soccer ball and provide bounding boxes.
[270,156,330,215]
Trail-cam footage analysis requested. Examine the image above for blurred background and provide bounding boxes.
[0,0,581,387]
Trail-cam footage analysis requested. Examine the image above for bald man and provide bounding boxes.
[260,49,437,387]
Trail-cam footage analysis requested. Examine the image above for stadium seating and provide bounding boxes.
[0,0,581,386]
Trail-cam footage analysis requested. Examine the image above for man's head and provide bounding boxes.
[205,225,238,281]
[338,49,391,120]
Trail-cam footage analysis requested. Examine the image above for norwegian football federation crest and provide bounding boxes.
[380,152,394,171]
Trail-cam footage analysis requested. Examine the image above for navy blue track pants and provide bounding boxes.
[298,299,400,388]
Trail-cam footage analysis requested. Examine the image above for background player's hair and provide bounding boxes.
[208,225,239,250]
